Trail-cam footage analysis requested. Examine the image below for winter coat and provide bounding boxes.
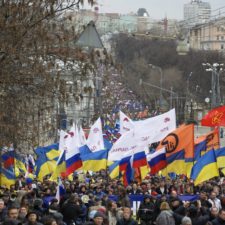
[212,217,225,225]
[155,210,175,225]
[137,202,156,222]
[61,202,82,225]
[116,218,138,225]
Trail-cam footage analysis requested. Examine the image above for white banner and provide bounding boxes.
[119,111,135,135]
[109,109,176,161]
[108,130,140,161]
[86,117,104,152]
[134,108,176,147]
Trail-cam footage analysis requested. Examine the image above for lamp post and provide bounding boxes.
[149,64,163,108]
[139,79,177,110]
[202,63,224,108]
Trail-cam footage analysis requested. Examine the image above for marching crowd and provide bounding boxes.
[0,172,225,225]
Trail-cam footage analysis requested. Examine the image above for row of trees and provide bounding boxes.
[112,33,225,121]
[0,0,95,150]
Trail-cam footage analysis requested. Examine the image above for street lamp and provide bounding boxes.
[149,64,163,108]
[202,63,224,108]
[139,79,177,110]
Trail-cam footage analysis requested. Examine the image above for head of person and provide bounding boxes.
[18,205,28,219]
[159,180,165,187]
[8,207,19,220]
[219,208,225,221]
[44,218,58,225]
[160,202,170,211]
[26,211,38,223]
[171,190,178,198]
[210,191,217,200]
[93,212,104,225]
[199,191,207,200]
[144,195,151,203]
[132,183,138,190]
[170,198,180,210]
[0,199,5,210]
[123,207,132,220]
[182,216,192,225]
[211,206,219,218]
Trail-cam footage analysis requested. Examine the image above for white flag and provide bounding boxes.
[119,111,135,135]
[78,126,87,147]
[108,109,176,161]
[59,130,67,152]
[134,108,176,147]
[65,124,79,159]
[86,118,104,152]
[108,130,142,161]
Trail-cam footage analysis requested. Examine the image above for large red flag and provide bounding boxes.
[201,106,225,127]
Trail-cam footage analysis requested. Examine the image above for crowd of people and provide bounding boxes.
[1,172,225,225]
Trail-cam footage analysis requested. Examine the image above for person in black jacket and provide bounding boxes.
[60,194,82,225]
[137,195,156,225]
[116,207,138,225]
[212,208,225,225]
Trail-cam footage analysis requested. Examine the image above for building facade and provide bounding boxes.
[189,17,225,51]
[184,0,211,28]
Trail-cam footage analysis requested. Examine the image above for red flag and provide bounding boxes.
[201,106,225,127]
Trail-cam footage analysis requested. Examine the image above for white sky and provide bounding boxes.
[82,0,225,20]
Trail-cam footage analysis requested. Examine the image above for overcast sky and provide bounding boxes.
[83,0,225,19]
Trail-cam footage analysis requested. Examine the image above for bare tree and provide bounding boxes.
[0,0,94,150]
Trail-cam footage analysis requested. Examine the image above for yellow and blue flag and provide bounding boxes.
[35,143,59,181]
[215,147,225,168]
[80,138,112,172]
[191,149,219,186]
[0,167,16,188]
[50,150,66,181]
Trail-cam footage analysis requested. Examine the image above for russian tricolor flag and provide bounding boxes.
[119,155,134,186]
[133,151,147,168]
[119,156,132,172]
[65,124,82,175]
[27,154,35,173]
[147,148,167,175]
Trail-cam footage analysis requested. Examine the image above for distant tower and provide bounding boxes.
[163,16,168,34]
[94,6,99,22]
[184,0,211,28]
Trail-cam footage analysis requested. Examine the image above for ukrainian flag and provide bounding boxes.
[50,150,66,181]
[108,161,120,179]
[35,143,59,181]
[80,145,108,172]
[191,149,219,186]
[0,167,16,188]
[80,138,112,172]
[215,147,225,168]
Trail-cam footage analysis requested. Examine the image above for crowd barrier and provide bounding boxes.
[108,194,199,216]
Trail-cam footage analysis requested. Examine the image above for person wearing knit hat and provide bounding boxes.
[85,211,105,225]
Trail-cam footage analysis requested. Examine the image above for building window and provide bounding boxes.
[217,36,220,40]
[221,36,224,40]
[221,44,224,50]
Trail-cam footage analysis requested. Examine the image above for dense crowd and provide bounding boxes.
[1,172,225,225]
